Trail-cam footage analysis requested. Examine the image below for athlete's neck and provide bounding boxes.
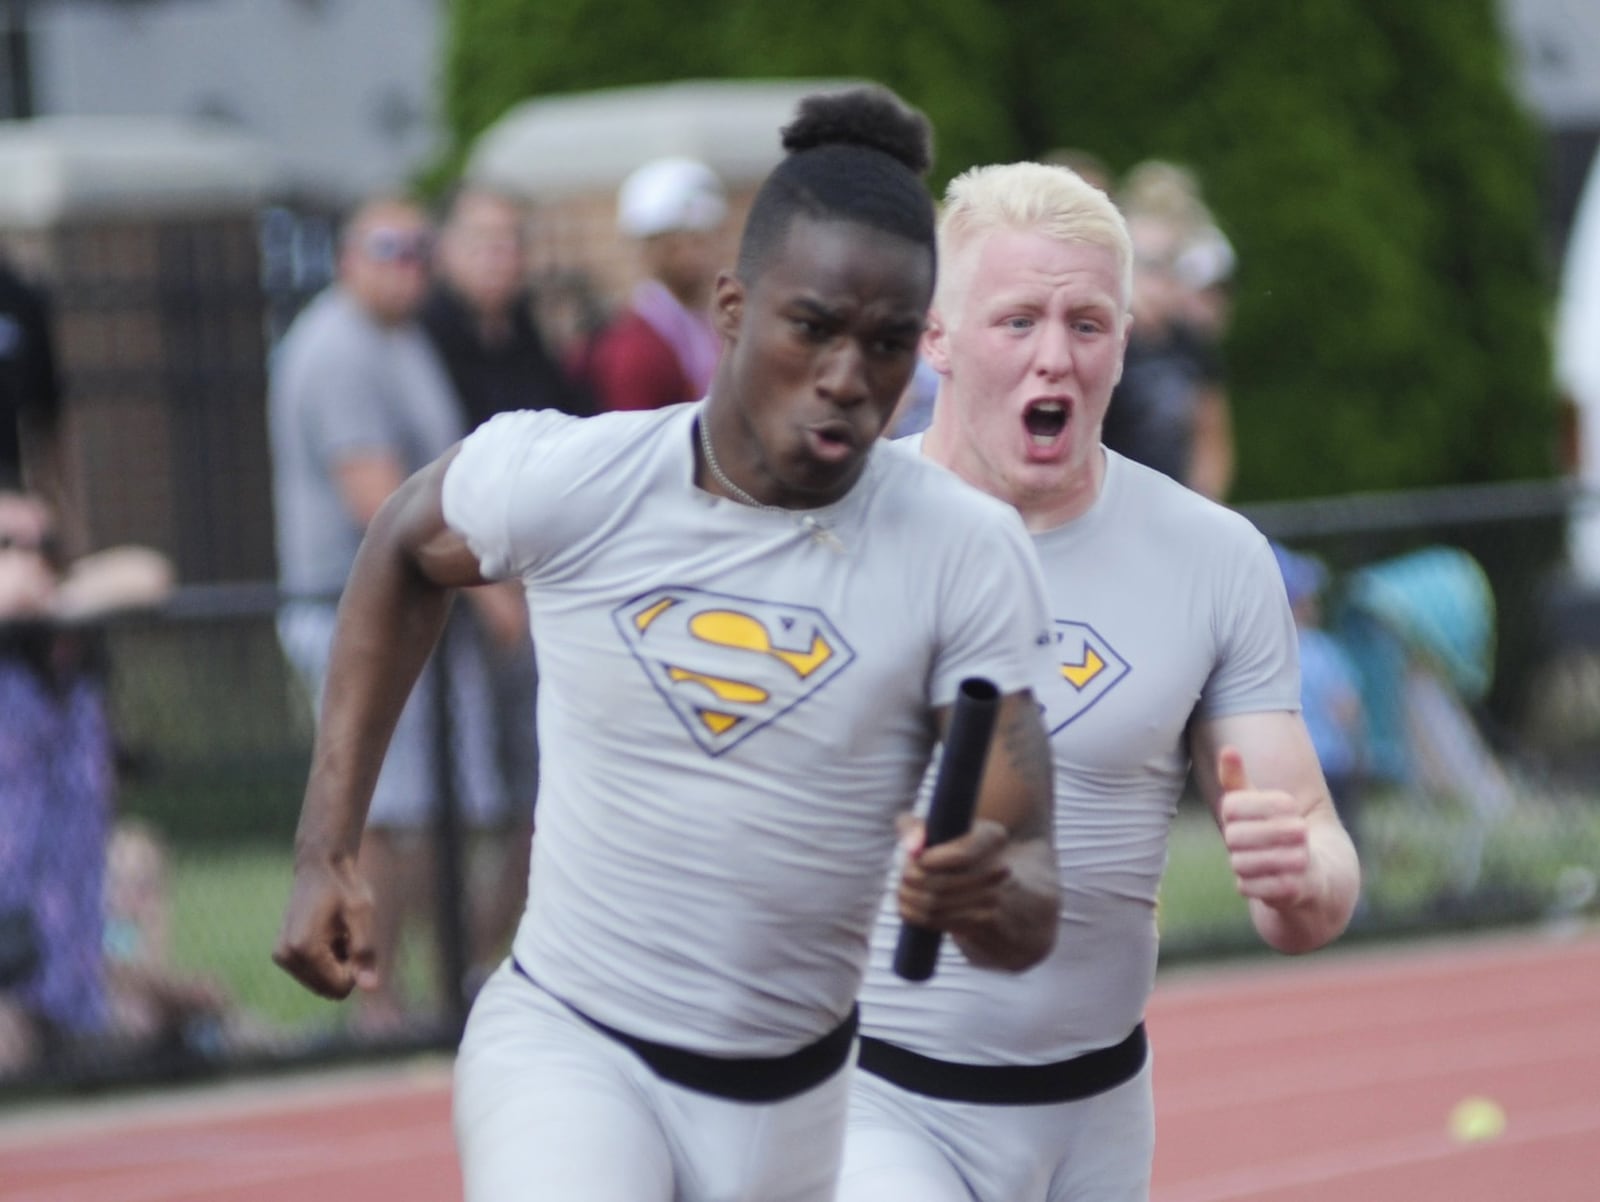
[922,414,1105,533]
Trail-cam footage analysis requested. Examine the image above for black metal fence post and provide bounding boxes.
[430,617,471,1042]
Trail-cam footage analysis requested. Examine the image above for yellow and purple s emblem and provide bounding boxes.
[614,587,857,754]
[1043,619,1130,734]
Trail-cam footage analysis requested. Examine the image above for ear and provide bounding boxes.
[922,306,953,377]
[713,271,744,342]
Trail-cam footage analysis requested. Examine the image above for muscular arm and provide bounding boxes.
[273,444,491,997]
[294,445,487,859]
[335,450,527,648]
[1189,710,1361,954]
[897,688,1060,972]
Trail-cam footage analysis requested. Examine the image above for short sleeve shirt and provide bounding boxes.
[442,402,1055,1054]
[859,450,1301,1063]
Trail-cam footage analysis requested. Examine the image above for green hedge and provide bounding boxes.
[440,0,1557,501]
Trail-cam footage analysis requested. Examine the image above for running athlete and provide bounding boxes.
[839,162,1362,1202]
[272,89,1061,1202]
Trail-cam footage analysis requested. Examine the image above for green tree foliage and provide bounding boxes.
[443,0,722,140]
[712,1,1023,181]
[441,0,1557,499]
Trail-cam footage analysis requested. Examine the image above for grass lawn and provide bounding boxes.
[1160,786,1600,953]
[168,843,348,1031]
[167,844,485,1035]
[165,787,1600,1038]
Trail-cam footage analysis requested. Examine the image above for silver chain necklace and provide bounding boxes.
[697,415,844,552]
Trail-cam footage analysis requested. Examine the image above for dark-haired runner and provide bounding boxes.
[272,85,1062,1202]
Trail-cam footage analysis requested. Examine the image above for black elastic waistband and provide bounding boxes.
[511,958,857,1103]
[858,1022,1147,1106]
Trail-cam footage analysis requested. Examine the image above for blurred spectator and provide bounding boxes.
[887,356,941,438]
[1337,546,1515,893]
[1040,146,1115,195]
[534,267,612,378]
[1102,160,1237,501]
[421,185,593,427]
[1274,543,1368,856]
[0,253,63,499]
[583,156,727,411]
[103,818,273,1064]
[1555,147,1600,582]
[0,490,172,1077]
[268,194,525,1035]
[422,183,595,968]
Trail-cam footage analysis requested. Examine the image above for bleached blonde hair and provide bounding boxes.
[935,161,1133,317]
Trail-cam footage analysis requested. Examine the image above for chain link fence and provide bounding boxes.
[4,479,1598,1100]
[1164,482,1600,959]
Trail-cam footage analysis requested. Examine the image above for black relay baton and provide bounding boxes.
[893,676,1001,982]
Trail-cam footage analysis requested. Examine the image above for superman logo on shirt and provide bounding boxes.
[1042,619,1130,734]
[613,586,857,755]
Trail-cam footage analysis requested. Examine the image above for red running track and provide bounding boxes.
[0,927,1595,1202]
[1146,927,1600,1202]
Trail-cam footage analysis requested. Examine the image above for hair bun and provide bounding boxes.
[780,85,933,177]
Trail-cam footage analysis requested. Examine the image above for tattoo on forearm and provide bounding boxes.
[998,696,1053,842]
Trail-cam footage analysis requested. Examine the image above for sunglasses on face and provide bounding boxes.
[362,228,433,265]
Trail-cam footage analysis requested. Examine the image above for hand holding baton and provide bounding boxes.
[893,676,1000,982]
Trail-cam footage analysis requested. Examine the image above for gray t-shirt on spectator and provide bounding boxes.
[269,287,465,597]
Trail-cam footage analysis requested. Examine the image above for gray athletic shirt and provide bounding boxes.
[442,402,1056,1056]
[859,448,1301,1064]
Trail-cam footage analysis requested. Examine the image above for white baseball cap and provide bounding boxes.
[1174,225,1236,291]
[616,156,728,239]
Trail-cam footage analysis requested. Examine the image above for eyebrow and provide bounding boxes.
[789,297,844,324]
[978,287,1044,311]
[789,297,924,333]
[983,289,1118,316]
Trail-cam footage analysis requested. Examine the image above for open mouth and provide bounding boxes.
[1023,399,1070,446]
[805,420,860,464]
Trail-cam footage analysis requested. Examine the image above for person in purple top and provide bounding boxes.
[1,492,110,1073]
[0,490,172,1075]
